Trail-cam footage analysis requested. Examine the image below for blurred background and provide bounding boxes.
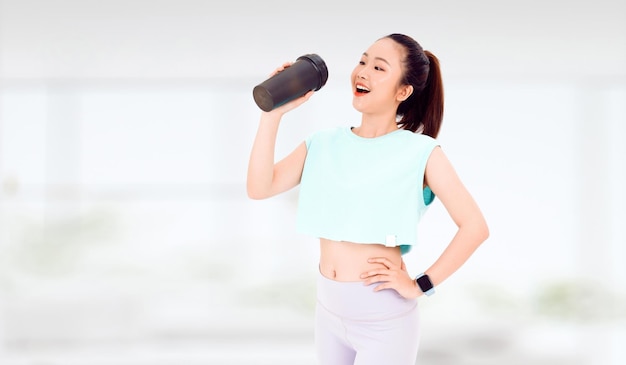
[0,0,625,364]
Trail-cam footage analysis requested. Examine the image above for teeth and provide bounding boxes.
[356,85,370,92]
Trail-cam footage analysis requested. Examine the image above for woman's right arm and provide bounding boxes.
[246,67,313,200]
[246,111,309,200]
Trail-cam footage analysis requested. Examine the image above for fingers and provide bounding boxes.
[361,257,420,299]
[271,90,314,115]
[360,270,386,280]
[296,90,314,104]
[362,274,389,286]
[363,270,419,298]
[269,61,293,77]
[373,283,390,292]
[367,257,396,269]
[360,269,398,286]
[360,257,400,283]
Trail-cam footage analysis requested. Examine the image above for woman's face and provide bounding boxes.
[351,38,412,115]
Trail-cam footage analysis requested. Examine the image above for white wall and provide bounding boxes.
[1,1,625,364]
[1,0,625,80]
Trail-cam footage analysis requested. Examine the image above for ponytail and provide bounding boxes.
[418,51,444,138]
[386,34,444,138]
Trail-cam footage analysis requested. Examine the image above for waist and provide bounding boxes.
[316,270,417,321]
[319,238,402,282]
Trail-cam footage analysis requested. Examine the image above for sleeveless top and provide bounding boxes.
[296,126,439,254]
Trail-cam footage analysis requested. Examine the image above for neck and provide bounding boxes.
[353,114,399,138]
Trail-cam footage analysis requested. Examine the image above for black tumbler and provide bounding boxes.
[253,54,329,112]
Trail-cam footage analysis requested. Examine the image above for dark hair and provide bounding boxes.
[384,33,444,138]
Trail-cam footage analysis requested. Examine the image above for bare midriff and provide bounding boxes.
[319,238,402,282]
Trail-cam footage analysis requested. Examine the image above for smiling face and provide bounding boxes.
[351,37,414,116]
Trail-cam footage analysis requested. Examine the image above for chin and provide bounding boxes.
[352,99,365,113]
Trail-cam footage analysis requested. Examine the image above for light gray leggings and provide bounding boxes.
[315,271,420,365]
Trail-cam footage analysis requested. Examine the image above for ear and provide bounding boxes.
[396,84,413,102]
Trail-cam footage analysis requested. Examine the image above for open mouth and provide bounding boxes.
[355,85,370,94]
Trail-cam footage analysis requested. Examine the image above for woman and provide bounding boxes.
[247,33,489,365]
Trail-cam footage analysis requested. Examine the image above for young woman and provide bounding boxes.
[247,33,489,365]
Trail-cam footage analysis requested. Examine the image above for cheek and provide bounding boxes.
[371,72,391,86]
[373,75,398,97]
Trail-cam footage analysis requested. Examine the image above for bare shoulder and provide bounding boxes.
[425,146,457,184]
[425,146,488,233]
[424,146,467,202]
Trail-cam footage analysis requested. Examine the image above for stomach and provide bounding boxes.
[318,238,402,282]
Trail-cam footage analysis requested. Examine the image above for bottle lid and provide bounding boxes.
[296,54,329,91]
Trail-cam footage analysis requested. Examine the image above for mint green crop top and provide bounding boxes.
[296,126,440,255]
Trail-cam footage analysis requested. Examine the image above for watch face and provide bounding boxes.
[416,275,434,291]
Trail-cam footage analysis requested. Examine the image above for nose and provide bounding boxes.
[356,69,367,79]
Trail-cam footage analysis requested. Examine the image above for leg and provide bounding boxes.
[315,301,357,365]
[351,304,420,365]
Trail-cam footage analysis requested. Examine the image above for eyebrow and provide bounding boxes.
[363,52,391,66]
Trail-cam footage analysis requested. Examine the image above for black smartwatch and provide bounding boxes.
[415,273,435,296]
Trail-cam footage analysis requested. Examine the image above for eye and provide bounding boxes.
[374,66,384,71]
[359,61,365,65]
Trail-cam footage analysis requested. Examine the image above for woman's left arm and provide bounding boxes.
[422,146,490,287]
[361,146,488,298]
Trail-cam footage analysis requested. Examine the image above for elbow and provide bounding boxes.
[461,218,490,246]
[246,187,264,200]
[246,183,270,200]
[482,225,490,243]
[248,192,268,200]
[477,219,490,244]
